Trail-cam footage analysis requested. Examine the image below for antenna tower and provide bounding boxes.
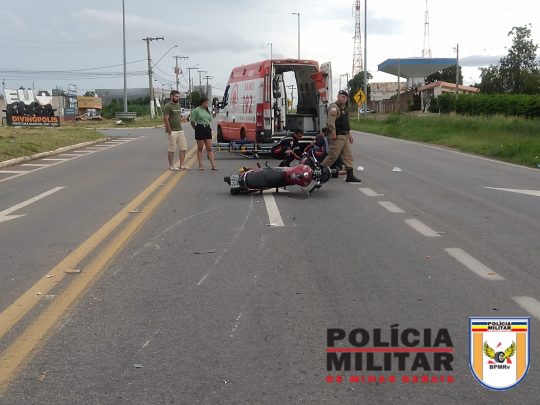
[422,0,432,58]
[351,0,363,78]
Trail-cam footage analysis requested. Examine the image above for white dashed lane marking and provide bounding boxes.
[445,248,504,281]
[512,297,540,321]
[378,201,405,213]
[404,218,441,237]
[263,192,284,227]
[359,187,384,197]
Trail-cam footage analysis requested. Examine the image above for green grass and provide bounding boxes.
[350,113,540,168]
[0,126,104,162]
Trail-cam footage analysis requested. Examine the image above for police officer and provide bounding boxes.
[321,90,362,183]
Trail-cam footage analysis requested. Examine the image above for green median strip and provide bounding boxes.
[351,113,540,168]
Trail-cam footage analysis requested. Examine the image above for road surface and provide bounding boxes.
[0,124,539,404]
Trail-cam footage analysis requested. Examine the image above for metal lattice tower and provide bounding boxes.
[422,0,432,58]
[351,0,363,78]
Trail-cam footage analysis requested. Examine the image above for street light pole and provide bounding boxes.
[363,0,368,117]
[292,12,300,59]
[197,70,207,95]
[122,0,128,112]
[267,42,273,61]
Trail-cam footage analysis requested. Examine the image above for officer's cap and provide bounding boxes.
[338,90,349,97]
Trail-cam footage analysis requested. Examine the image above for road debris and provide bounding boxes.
[66,269,81,274]
[129,209,140,214]
[357,165,365,171]
[392,167,402,172]
[194,249,217,255]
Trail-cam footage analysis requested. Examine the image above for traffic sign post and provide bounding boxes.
[354,89,367,121]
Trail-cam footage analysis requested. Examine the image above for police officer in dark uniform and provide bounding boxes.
[271,129,304,167]
[321,90,361,183]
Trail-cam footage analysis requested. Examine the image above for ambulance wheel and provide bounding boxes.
[240,128,246,140]
[217,126,225,142]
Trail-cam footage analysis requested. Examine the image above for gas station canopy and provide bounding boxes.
[378,58,457,79]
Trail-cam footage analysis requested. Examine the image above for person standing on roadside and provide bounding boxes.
[190,96,217,170]
[321,90,362,183]
[163,90,189,170]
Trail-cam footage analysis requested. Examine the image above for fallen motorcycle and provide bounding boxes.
[224,149,333,195]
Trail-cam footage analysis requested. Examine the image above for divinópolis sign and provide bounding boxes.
[3,89,60,127]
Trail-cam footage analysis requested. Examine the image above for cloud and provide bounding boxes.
[367,16,402,35]
[460,55,504,66]
[0,10,27,32]
[74,8,259,54]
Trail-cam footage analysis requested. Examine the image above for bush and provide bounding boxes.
[101,98,151,119]
[436,93,540,118]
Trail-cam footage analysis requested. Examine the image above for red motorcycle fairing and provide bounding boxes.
[284,165,313,187]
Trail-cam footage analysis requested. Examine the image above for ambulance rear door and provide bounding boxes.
[319,61,333,130]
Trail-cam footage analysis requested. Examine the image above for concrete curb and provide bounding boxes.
[95,125,163,130]
[0,137,109,169]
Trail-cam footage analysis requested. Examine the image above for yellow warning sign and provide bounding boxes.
[353,89,366,106]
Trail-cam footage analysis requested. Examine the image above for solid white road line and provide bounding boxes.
[0,186,65,223]
[0,170,27,174]
[512,296,540,321]
[378,201,405,213]
[21,164,49,167]
[484,187,540,197]
[359,187,384,197]
[445,248,505,281]
[41,158,67,161]
[263,192,285,227]
[404,218,441,237]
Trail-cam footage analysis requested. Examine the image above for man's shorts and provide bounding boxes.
[168,130,187,152]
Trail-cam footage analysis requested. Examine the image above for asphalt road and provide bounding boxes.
[0,124,539,404]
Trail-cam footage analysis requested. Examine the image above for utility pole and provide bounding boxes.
[286,85,296,111]
[197,70,207,95]
[339,73,349,91]
[186,66,199,108]
[291,13,300,59]
[363,0,368,116]
[122,0,128,112]
[173,55,189,92]
[142,36,164,118]
[203,75,214,98]
[455,43,459,110]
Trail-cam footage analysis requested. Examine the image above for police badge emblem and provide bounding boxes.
[469,317,530,390]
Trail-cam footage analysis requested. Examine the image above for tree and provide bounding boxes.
[479,24,540,94]
[426,65,463,84]
[347,71,373,105]
[190,91,201,107]
[84,91,96,97]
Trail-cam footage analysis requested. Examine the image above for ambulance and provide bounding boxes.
[213,59,332,144]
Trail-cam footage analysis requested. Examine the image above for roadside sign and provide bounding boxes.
[353,89,366,106]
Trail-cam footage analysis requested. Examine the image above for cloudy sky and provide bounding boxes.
[0,0,538,97]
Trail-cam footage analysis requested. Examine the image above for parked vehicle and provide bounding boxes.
[213,59,332,145]
[181,108,191,120]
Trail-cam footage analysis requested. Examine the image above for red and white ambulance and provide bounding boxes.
[213,59,332,144]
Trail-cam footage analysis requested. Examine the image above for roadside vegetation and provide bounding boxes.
[350,113,540,168]
[0,126,104,162]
